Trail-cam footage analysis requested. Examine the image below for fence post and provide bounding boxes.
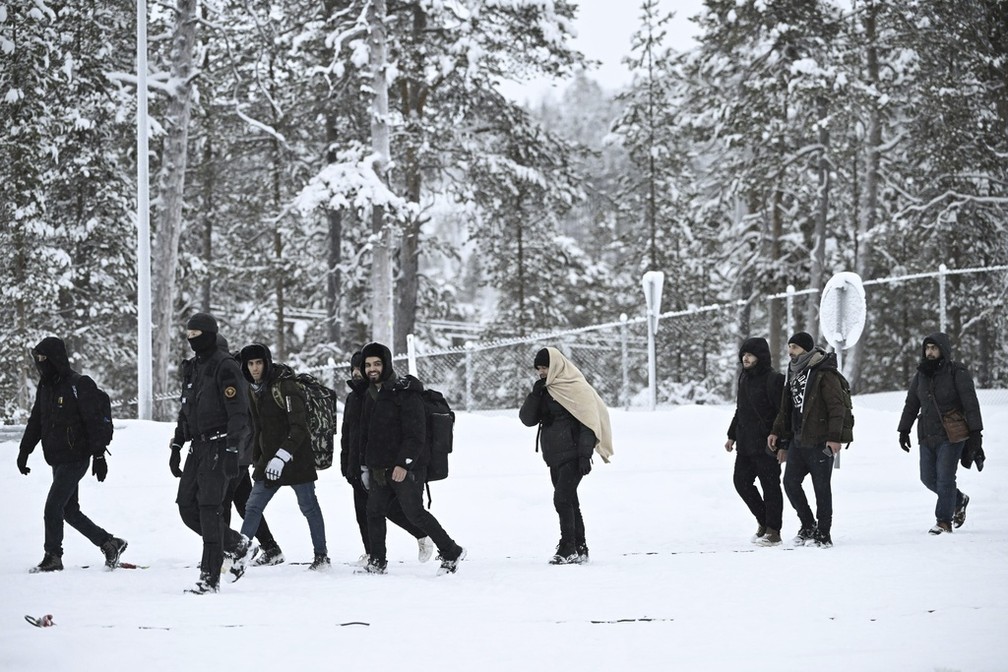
[620,313,629,410]
[406,333,418,376]
[938,263,948,332]
[464,341,474,411]
[786,284,796,337]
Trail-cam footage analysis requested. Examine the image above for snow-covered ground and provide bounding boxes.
[2,391,1005,671]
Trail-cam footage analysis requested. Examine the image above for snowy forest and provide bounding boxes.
[1,0,1007,421]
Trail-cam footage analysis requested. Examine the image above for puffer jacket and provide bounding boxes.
[519,386,596,468]
[19,337,105,465]
[358,342,428,472]
[898,332,983,446]
[772,349,847,445]
[728,337,785,456]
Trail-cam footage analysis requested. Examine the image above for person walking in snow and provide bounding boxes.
[357,342,465,575]
[17,337,127,573]
[725,337,785,545]
[768,332,849,548]
[519,347,613,564]
[170,313,252,594]
[234,343,330,572]
[897,332,984,535]
[340,350,433,567]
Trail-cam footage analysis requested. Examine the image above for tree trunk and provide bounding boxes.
[368,0,394,348]
[805,95,830,341]
[151,0,198,419]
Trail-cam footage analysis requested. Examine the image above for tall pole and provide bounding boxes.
[136,0,152,419]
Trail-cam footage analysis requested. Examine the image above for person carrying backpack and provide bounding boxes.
[897,332,984,535]
[519,347,613,565]
[235,343,331,573]
[16,336,127,572]
[357,342,465,576]
[768,332,850,548]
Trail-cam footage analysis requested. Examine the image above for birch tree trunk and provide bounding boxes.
[368,0,394,348]
[151,0,197,419]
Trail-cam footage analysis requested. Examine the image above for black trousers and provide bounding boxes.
[351,478,425,555]
[783,438,835,534]
[366,467,460,564]
[176,440,237,585]
[733,450,783,530]
[44,458,112,557]
[549,459,586,551]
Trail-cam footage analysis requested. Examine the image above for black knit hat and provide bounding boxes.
[788,331,815,353]
[533,348,550,368]
[186,312,218,334]
[350,351,363,371]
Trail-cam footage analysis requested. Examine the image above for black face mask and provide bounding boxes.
[188,332,216,353]
[34,357,58,382]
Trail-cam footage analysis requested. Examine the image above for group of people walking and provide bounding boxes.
[726,330,985,546]
[14,316,984,590]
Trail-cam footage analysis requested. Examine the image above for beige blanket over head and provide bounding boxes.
[543,346,614,463]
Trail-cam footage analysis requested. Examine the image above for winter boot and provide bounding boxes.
[186,573,219,595]
[813,529,833,548]
[417,536,434,563]
[753,524,767,540]
[953,494,970,529]
[250,543,285,567]
[575,543,590,564]
[30,553,63,573]
[354,557,388,575]
[229,535,255,582]
[758,528,782,546]
[437,547,467,575]
[309,553,331,570]
[101,537,128,569]
[929,521,952,535]
[549,543,578,565]
[793,526,816,546]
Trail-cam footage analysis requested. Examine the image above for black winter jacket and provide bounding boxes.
[772,350,848,445]
[519,386,596,468]
[19,337,106,465]
[173,333,249,453]
[898,332,983,447]
[728,337,785,456]
[339,377,368,481]
[358,343,428,472]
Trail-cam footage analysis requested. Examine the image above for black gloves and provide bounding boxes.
[93,455,108,482]
[962,431,984,471]
[222,448,239,480]
[169,443,183,478]
[532,378,546,395]
[579,456,592,475]
[899,432,911,453]
[17,451,30,475]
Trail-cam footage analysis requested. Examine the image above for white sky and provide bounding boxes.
[501,0,707,103]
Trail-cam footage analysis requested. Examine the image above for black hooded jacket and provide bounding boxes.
[339,352,368,481]
[898,332,983,446]
[173,331,249,453]
[358,343,428,472]
[19,337,106,465]
[727,337,785,456]
[238,343,317,485]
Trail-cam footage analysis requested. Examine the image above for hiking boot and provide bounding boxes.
[309,553,331,571]
[437,547,467,575]
[813,529,833,548]
[757,528,782,546]
[929,521,952,535]
[417,536,434,563]
[754,524,767,539]
[793,526,816,546]
[250,544,285,567]
[354,558,388,575]
[549,544,578,565]
[953,494,969,529]
[30,553,63,573]
[101,537,128,569]
[575,543,590,565]
[228,535,255,582]
[185,574,219,595]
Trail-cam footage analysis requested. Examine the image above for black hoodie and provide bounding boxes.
[19,337,105,464]
[898,332,983,446]
[727,337,785,455]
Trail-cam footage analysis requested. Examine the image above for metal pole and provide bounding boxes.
[620,313,629,410]
[406,333,417,376]
[786,284,796,339]
[464,341,473,411]
[938,263,948,333]
[647,316,657,411]
[136,0,152,420]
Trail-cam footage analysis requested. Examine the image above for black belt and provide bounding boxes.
[194,431,227,442]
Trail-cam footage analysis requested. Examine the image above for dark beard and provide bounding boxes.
[919,357,942,377]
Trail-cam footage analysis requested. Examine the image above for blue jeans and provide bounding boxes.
[242,480,327,556]
[45,459,112,556]
[919,439,965,523]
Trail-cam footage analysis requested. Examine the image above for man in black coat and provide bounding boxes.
[340,350,432,566]
[725,337,785,545]
[17,337,127,572]
[898,332,984,534]
[358,342,465,575]
[170,313,251,593]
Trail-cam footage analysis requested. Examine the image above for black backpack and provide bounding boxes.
[421,388,455,481]
[70,374,113,453]
[830,370,855,446]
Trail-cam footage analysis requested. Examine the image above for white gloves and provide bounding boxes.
[361,466,370,491]
[265,449,293,480]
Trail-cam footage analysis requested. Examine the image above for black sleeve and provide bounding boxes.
[397,391,426,468]
[897,373,922,434]
[955,366,983,433]
[519,392,542,427]
[19,390,42,455]
[769,371,785,419]
[577,420,596,459]
[218,358,250,452]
